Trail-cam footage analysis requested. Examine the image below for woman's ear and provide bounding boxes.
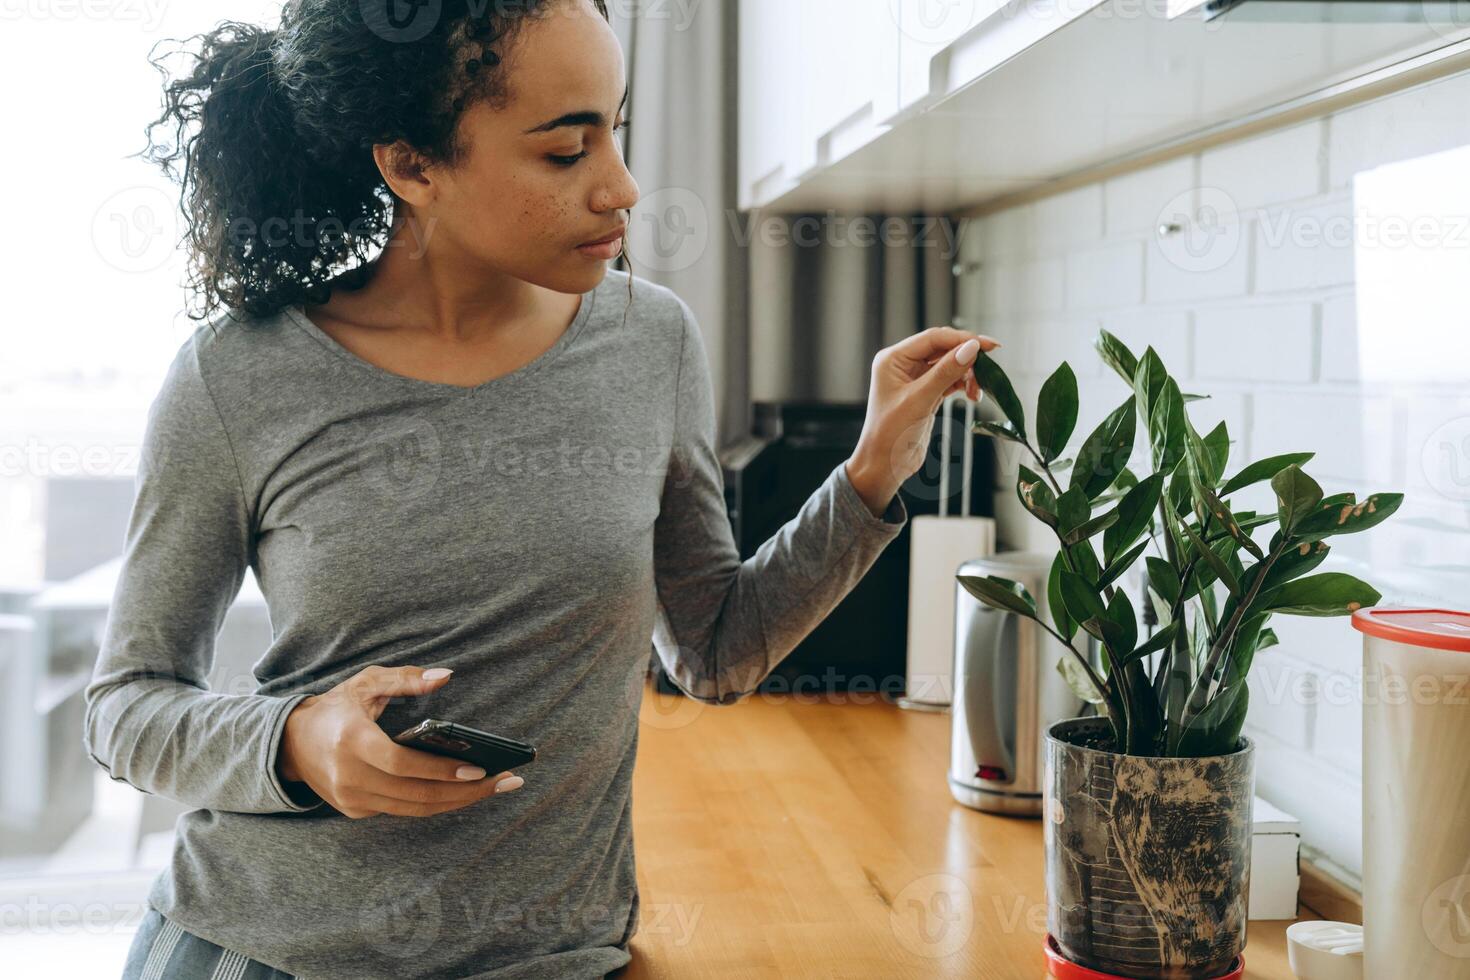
[373,140,436,208]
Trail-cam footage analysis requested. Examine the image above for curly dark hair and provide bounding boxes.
[136,0,627,324]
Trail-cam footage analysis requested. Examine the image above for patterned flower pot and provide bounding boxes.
[1044,717,1254,979]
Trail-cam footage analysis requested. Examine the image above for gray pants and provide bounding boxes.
[122,906,294,979]
[122,904,628,978]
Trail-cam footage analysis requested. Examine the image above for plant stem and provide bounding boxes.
[1184,543,1285,720]
[1035,619,1110,704]
[1025,443,1067,497]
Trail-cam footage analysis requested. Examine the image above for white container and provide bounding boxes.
[1251,796,1302,921]
[1353,608,1470,978]
[1286,921,1363,980]
[900,393,995,708]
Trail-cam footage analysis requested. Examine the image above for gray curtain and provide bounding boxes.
[609,2,956,446]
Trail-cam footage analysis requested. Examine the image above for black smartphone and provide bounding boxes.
[392,718,537,776]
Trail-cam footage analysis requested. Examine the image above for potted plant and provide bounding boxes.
[956,331,1400,979]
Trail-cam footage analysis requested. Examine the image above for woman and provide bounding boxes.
[84,1,994,977]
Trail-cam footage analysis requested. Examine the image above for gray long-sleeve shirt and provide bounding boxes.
[82,268,908,979]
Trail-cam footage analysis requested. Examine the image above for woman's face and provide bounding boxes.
[421,0,639,295]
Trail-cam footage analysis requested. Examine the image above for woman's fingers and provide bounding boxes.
[355,725,499,782]
[891,325,1000,365]
[342,760,522,812]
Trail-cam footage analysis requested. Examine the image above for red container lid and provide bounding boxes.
[1352,608,1470,652]
[1044,936,1243,979]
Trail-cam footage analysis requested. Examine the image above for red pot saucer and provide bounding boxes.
[1044,935,1244,980]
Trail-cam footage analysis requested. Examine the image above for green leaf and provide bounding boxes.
[1066,541,1103,587]
[974,420,1024,442]
[1056,486,1091,538]
[1176,682,1249,758]
[1179,518,1240,597]
[1062,508,1120,546]
[1257,629,1279,651]
[1262,572,1381,617]
[1097,589,1138,661]
[1048,552,1076,642]
[1148,378,1187,474]
[1057,654,1108,706]
[1071,396,1138,500]
[1193,480,1266,561]
[1201,421,1230,489]
[971,350,1027,439]
[957,575,1039,618]
[1096,329,1138,385]
[1122,621,1181,668]
[1294,492,1405,543]
[1104,473,1164,566]
[1132,348,1168,422]
[1146,556,1180,608]
[1220,452,1315,497]
[1037,363,1079,464]
[1260,539,1331,593]
[1017,465,1059,529]
[1059,570,1108,634]
[1271,464,1324,535]
[1098,539,1149,590]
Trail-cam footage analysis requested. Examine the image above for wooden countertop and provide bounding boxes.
[623,680,1310,979]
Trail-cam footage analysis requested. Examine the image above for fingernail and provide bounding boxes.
[955,338,980,365]
[494,775,525,793]
[456,765,486,780]
[423,667,452,680]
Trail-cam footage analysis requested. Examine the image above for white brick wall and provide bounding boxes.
[954,70,1470,883]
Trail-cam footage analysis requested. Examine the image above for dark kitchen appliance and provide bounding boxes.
[652,399,994,697]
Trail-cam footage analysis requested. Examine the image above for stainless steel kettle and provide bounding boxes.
[949,551,1094,816]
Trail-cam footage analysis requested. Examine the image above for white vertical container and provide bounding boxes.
[1353,607,1470,978]
[899,392,995,709]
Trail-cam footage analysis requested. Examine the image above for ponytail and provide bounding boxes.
[135,2,611,325]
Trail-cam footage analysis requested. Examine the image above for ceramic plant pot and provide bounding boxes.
[1044,717,1255,979]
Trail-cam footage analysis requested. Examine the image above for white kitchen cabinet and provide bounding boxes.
[895,0,1007,113]
[738,0,900,210]
[740,0,1470,214]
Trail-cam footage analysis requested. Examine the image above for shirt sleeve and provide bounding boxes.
[651,298,908,704]
[81,331,326,814]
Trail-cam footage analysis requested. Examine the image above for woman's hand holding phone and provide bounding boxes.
[277,665,524,818]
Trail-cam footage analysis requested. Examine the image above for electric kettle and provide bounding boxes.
[949,551,1092,816]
